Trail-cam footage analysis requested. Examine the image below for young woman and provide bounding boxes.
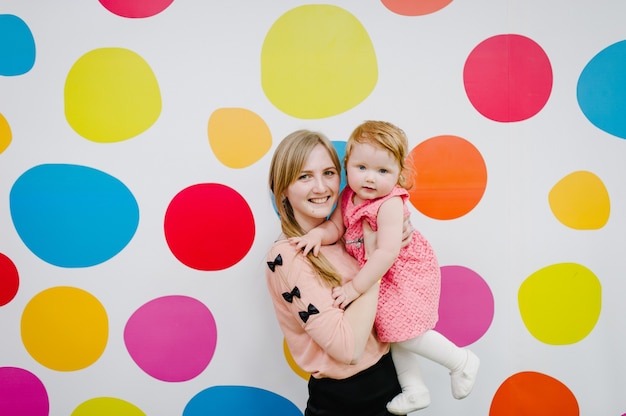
[291,121,480,415]
[266,129,404,416]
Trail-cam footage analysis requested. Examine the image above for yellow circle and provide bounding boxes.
[548,170,610,229]
[283,338,309,381]
[0,112,12,153]
[64,48,161,143]
[72,397,146,416]
[261,5,377,119]
[518,263,601,345]
[208,108,272,168]
[21,286,109,371]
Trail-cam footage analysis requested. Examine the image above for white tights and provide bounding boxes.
[390,330,466,394]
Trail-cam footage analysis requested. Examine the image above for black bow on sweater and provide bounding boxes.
[282,286,301,303]
[267,254,282,272]
[299,304,319,323]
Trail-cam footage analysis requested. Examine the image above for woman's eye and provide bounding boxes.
[298,174,310,180]
[324,170,336,177]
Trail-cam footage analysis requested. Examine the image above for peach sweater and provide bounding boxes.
[266,239,389,379]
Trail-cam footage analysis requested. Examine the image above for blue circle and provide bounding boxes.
[577,40,626,139]
[184,385,302,416]
[10,164,139,267]
[0,14,36,76]
[332,140,347,192]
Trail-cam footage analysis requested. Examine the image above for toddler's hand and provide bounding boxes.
[288,232,323,256]
[332,282,361,309]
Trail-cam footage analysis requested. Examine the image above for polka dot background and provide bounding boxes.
[1,1,625,415]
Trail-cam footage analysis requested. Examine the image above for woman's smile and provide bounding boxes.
[309,196,332,204]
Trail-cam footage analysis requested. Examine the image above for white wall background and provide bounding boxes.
[1,1,625,415]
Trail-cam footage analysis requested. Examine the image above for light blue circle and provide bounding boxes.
[0,14,36,76]
[333,140,347,192]
[577,40,626,139]
[10,164,139,267]
[184,386,302,416]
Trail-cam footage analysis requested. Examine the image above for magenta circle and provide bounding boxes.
[124,295,217,382]
[0,367,49,416]
[434,265,494,346]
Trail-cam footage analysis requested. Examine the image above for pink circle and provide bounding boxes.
[164,183,255,271]
[0,253,19,306]
[124,296,217,382]
[434,265,493,346]
[0,367,49,415]
[98,0,174,18]
[463,34,552,122]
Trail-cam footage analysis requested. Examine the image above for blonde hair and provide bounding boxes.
[268,130,343,286]
[345,120,414,189]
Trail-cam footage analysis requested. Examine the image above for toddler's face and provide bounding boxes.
[345,141,400,203]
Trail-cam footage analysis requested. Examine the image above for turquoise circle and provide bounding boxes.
[577,40,626,139]
[184,386,302,416]
[0,14,36,76]
[10,164,139,267]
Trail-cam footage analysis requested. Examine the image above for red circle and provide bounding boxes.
[464,34,552,122]
[0,253,19,306]
[164,184,255,271]
[98,0,174,18]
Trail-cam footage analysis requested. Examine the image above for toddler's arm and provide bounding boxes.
[333,196,404,309]
[289,194,345,256]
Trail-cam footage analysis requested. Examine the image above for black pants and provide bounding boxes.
[305,353,403,416]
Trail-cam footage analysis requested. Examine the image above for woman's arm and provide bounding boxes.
[267,242,376,365]
[342,281,380,363]
[336,218,384,363]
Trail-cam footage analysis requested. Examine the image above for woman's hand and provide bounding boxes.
[401,215,414,248]
[361,220,376,260]
[361,215,413,260]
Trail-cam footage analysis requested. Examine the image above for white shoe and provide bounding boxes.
[450,350,480,399]
[386,390,431,415]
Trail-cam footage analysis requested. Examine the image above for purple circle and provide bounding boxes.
[0,367,49,415]
[434,265,494,346]
[124,296,217,382]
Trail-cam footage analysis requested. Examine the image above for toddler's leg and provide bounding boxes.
[386,343,431,415]
[400,330,480,400]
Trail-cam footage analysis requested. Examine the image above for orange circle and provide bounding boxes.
[21,286,108,371]
[381,0,453,16]
[490,372,579,416]
[408,135,487,220]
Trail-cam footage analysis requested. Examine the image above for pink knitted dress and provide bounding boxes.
[341,185,441,343]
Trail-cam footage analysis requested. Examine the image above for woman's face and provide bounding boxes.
[283,144,340,233]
